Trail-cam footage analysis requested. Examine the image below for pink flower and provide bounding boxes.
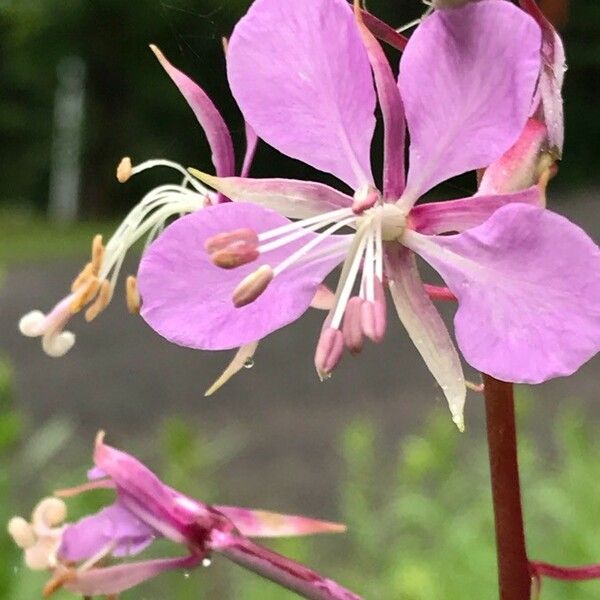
[137,0,600,429]
[8,433,357,599]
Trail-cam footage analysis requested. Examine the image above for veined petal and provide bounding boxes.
[409,186,543,235]
[61,554,201,596]
[150,46,235,187]
[399,0,541,200]
[215,506,345,538]
[227,0,376,189]
[204,342,259,397]
[189,171,353,219]
[403,204,600,383]
[59,503,155,562]
[385,246,466,430]
[355,3,406,200]
[138,203,345,350]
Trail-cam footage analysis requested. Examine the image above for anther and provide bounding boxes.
[232,265,274,308]
[315,325,345,380]
[126,275,141,314]
[91,235,104,276]
[70,277,101,314]
[42,567,76,598]
[85,280,112,322]
[116,157,133,183]
[206,228,260,269]
[342,297,365,354]
[361,278,387,343]
[71,262,94,292]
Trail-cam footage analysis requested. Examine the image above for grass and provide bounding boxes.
[0,210,117,265]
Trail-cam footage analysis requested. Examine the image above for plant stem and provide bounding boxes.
[483,375,531,600]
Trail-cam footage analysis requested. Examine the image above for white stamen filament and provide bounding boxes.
[272,216,357,277]
[258,207,353,243]
[330,227,370,329]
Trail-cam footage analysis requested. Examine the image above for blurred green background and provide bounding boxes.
[1,1,600,599]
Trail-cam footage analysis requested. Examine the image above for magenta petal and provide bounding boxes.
[59,503,155,562]
[215,506,345,538]
[151,46,235,187]
[404,204,600,383]
[409,186,542,235]
[227,0,376,189]
[64,555,201,596]
[399,0,541,198]
[138,203,345,350]
[356,8,406,200]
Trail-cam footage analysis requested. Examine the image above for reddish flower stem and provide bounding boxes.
[530,561,600,581]
[483,375,531,600]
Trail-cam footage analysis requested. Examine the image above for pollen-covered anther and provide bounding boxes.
[85,280,112,322]
[232,265,273,308]
[91,234,105,275]
[342,297,365,354]
[116,156,133,183]
[352,184,380,215]
[126,275,141,314]
[315,326,344,380]
[69,277,101,314]
[206,228,260,269]
[71,262,95,292]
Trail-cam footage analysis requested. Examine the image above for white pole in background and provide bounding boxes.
[48,56,86,223]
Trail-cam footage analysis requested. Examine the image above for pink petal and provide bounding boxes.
[63,555,201,596]
[227,0,376,189]
[520,0,566,154]
[399,0,541,199]
[59,503,155,562]
[138,203,345,350]
[478,119,550,195]
[150,46,235,193]
[385,246,466,430]
[216,506,345,538]
[189,171,353,219]
[409,186,542,235]
[403,204,600,383]
[356,5,406,200]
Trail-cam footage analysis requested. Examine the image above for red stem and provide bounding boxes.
[530,561,600,581]
[483,375,531,600]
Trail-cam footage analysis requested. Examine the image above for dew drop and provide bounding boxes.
[183,571,190,579]
[202,558,212,568]
[243,358,255,369]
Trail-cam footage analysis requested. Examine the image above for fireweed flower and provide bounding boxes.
[138,0,600,429]
[8,432,358,600]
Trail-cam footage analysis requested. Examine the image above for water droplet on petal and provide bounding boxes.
[243,358,254,369]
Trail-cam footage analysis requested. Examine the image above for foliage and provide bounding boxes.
[2,1,600,219]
